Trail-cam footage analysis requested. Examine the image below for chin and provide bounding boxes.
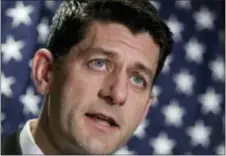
[78,138,118,154]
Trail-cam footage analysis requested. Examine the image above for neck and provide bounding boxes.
[31,99,60,155]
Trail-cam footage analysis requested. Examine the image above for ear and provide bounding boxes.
[141,93,154,121]
[32,48,54,95]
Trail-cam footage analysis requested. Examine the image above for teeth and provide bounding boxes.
[86,113,116,127]
[95,117,111,126]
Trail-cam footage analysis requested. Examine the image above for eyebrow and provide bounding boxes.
[131,62,154,79]
[88,47,154,79]
[88,47,117,58]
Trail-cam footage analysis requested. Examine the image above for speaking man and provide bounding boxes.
[2,0,172,154]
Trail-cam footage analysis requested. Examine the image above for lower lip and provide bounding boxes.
[85,115,119,133]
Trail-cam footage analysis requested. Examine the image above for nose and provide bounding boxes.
[99,71,128,106]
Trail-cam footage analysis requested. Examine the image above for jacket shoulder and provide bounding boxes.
[1,131,22,155]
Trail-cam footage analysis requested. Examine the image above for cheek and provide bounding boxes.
[116,95,149,146]
[123,94,149,127]
[64,70,103,100]
[52,70,94,137]
[59,65,105,116]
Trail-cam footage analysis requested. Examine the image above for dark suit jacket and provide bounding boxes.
[1,131,22,155]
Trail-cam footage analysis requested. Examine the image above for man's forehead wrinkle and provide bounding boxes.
[75,21,153,53]
[92,22,158,59]
[68,21,159,79]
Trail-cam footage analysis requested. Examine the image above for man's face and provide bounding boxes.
[48,21,160,154]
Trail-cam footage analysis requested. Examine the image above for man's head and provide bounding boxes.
[32,0,172,154]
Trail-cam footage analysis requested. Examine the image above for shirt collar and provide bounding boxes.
[19,119,44,155]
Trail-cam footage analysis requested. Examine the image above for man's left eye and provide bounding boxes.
[130,74,146,87]
[88,59,107,71]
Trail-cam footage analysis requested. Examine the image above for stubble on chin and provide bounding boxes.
[72,125,120,154]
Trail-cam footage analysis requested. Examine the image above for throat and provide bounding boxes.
[31,118,61,155]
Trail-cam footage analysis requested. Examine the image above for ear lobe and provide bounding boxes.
[32,48,54,95]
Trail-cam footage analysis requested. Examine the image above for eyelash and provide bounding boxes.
[131,73,147,88]
[88,58,108,71]
[88,58,147,88]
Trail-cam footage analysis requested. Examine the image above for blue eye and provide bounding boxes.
[131,75,146,87]
[88,59,106,71]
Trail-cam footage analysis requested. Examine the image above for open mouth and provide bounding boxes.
[85,113,119,128]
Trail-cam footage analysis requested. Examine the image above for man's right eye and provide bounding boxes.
[88,59,107,71]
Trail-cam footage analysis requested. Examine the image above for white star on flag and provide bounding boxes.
[166,15,184,42]
[185,152,192,155]
[193,6,216,30]
[187,120,211,147]
[149,0,161,10]
[215,143,225,155]
[162,55,173,73]
[18,122,25,129]
[151,85,162,106]
[174,69,195,95]
[1,72,16,97]
[45,1,55,10]
[114,146,135,155]
[198,88,222,115]
[162,99,185,127]
[133,119,149,139]
[19,87,41,115]
[209,57,225,82]
[1,35,24,63]
[6,1,34,28]
[149,132,176,154]
[175,0,191,10]
[37,17,50,43]
[185,37,206,64]
[29,59,33,68]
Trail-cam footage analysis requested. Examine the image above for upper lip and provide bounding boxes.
[85,111,119,127]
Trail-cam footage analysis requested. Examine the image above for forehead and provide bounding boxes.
[75,21,160,72]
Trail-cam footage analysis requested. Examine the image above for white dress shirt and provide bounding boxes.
[19,119,44,155]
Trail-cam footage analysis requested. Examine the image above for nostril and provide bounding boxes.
[98,90,115,105]
[98,76,128,106]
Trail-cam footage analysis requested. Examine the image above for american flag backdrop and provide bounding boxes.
[1,0,225,155]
